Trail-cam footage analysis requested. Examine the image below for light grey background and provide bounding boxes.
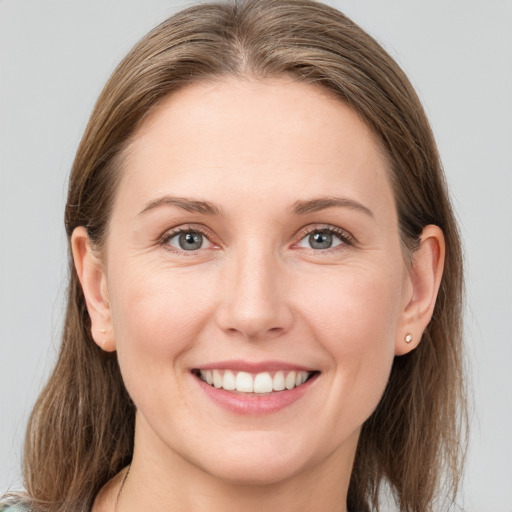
[1,1,511,511]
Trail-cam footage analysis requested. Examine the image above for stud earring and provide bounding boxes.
[404,333,413,344]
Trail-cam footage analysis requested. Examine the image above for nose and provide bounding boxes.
[215,248,294,340]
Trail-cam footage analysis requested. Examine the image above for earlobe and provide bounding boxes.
[71,227,116,352]
[395,225,445,356]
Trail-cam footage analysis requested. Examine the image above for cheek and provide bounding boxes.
[298,264,403,412]
[107,261,216,384]
[300,262,403,342]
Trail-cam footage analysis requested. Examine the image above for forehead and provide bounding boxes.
[115,76,395,221]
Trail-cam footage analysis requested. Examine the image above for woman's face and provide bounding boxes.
[98,77,416,484]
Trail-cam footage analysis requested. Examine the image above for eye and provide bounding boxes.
[164,229,214,252]
[296,227,350,250]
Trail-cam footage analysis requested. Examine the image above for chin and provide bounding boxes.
[203,457,304,487]
[187,433,324,487]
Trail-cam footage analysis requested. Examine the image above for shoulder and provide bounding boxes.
[0,504,31,512]
[0,496,32,512]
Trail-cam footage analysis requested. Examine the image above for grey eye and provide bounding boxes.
[170,232,204,251]
[296,229,344,250]
[308,231,333,249]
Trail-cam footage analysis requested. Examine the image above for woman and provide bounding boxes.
[1,0,467,511]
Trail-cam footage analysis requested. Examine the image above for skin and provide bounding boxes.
[73,77,445,512]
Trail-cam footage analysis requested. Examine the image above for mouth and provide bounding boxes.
[192,368,319,394]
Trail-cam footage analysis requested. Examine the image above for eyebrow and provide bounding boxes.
[138,196,224,217]
[138,194,373,218]
[291,196,374,217]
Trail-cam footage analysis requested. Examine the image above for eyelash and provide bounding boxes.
[295,225,355,251]
[158,224,355,255]
[158,226,215,253]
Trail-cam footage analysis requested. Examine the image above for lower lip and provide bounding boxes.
[194,373,319,415]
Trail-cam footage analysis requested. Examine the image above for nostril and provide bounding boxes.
[215,296,294,340]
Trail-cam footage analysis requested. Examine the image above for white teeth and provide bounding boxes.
[198,369,312,393]
[273,371,286,391]
[223,370,236,391]
[235,371,254,392]
[285,371,296,390]
[213,369,223,388]
[254,372,273,393]
[296,371,308,386]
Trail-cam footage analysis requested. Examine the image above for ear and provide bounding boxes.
[395,224,445,356]
[71,226,116,352]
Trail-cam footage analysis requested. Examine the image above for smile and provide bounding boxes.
[191,361,320,415]
[195,369,315,394]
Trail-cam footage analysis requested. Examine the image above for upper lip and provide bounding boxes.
[193,359,317,373]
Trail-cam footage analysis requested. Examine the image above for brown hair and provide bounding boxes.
[20,1,466,511]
